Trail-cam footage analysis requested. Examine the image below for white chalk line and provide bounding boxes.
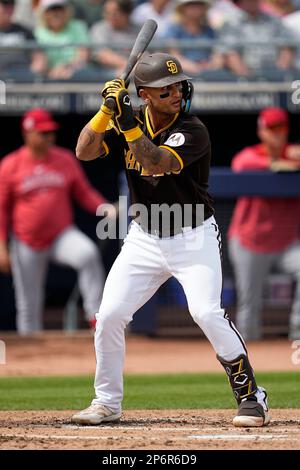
[64,425,288,432]
[64,425,204,431]
[189,434,287,441]
[0,432,290,442]
[63,425,300,436]
[0,434,121,441]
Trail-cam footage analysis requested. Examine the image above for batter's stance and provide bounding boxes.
[72,52,270,427]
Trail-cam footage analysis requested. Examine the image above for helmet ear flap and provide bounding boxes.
[181,81,194,113]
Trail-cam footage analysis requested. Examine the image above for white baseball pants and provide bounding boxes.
[10,226,104,335]
[93,216,246,412]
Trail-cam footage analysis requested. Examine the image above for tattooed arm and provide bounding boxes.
[128,134,181,175]
[113,88,181,174]
[76,124,106,161]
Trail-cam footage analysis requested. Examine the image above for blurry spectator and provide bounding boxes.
[70,0,104,28]
[228,107,300,340]
[131,0,175,37]
[90,0,138,78]
[260,0,295,17]
[35,0,90,80]
[220,0,294,79]
[0,0,47,82]
[12,0,40,29]
[208,0,240,30]
[164,0,224,76]
[0,108,112,335]
[283,9,300,71]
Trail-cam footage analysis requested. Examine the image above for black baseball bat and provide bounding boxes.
[105,19,158,110]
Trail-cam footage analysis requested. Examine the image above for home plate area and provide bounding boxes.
[0,410,299,450]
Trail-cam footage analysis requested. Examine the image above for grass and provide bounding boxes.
[0,372,299,410]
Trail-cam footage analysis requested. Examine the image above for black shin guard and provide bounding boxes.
[217,354,258,404]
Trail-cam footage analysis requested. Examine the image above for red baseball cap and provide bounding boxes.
[22,108,59,132]
[258,107,289,129]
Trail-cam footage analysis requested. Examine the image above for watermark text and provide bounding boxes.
[0,80,6,105]
[291,80,300,105]
[96,197,206,250]
[0,340,6,365]
[291,340,300,366]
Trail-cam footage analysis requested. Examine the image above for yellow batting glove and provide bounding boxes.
[101,78,126,99]
[89,79,126,134]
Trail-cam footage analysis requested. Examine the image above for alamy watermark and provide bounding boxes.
[0,340,6,365]
[291,340,300,366]
[0,80,6,105]
[291,81,300,105]
[96,197,206,250]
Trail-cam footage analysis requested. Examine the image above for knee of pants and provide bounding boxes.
[95,303,131,351]
[96,302,132,332]
[189,303,219,330]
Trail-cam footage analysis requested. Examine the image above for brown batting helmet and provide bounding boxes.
[134,52,190,89]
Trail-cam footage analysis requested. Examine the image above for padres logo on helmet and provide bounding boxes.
[134,52,189,89]
[166,60,178,74]
[134,52,194,113]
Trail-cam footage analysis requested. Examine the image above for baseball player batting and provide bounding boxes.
[71,52,270,427]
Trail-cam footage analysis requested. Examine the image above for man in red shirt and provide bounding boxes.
[0,108,109,335]
[228,107,300,340]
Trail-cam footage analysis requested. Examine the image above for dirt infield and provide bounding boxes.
[0,332,299,450]
[0,410,299,450]
[0,332,298,376]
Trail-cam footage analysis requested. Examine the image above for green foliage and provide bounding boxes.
[0,372,299,410]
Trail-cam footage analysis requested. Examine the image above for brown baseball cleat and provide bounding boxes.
[233,400,270,427]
